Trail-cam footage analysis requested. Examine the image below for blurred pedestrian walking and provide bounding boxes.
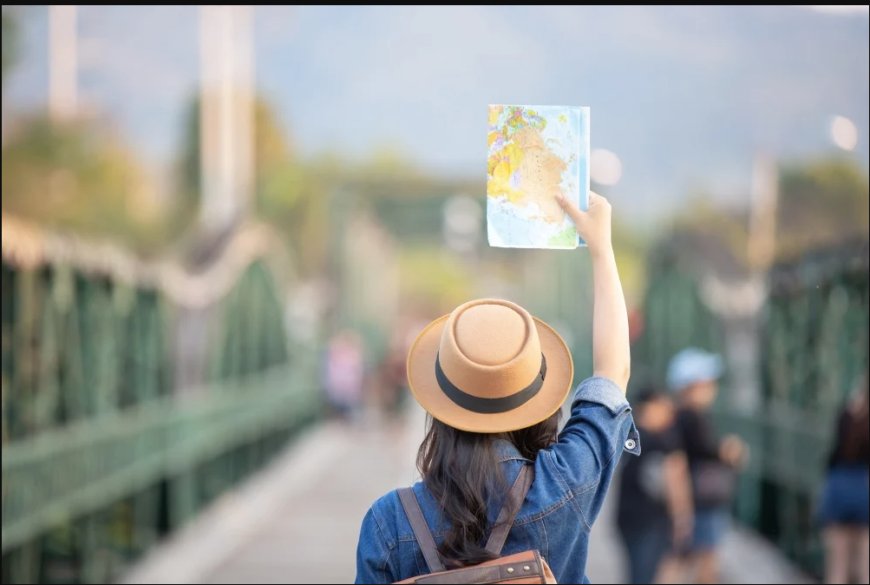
[323,329,365,422]
[819,374,869,585]
[667,348,747,584]
[616,388,692,584]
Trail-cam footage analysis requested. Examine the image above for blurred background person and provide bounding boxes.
[322,329,365,422]
[818,374,869,585]
[374,317,421,423]
[667,348,748,584]
[617,387,692,584]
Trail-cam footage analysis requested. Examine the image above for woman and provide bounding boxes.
[355,192,638,584]
[819,376,869,585]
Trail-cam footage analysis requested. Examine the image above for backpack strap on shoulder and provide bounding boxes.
[484,464,534,556]
[398,487,446,573]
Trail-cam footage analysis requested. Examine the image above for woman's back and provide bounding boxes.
[355,193,635,583]
[356,377,640,584]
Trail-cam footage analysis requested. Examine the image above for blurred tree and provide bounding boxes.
[398,245,473,314]
[177,94,295,204]
[653,158,869,275]
[776,158,869,260]
[358,145,421,179]
[611,219,648,305]
[1,115,163,249]
[175,94,330,274]
[671,197,751,271]
[2,8,18,82]
[174,97,204,234]
[250,98,329,276]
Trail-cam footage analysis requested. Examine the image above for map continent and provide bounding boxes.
[487,105,589,249]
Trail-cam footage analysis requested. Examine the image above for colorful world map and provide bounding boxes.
[487,105,589,249]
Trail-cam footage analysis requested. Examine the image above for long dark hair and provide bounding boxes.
[416,411,561,568]
[841,375,869,461]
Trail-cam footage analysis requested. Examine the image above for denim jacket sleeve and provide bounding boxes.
[539,376,640,529]
[355,506,396,584]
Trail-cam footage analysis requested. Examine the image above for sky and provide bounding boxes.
[3,5,868,223]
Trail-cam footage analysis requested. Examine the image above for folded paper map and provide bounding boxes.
[487,104,589,249]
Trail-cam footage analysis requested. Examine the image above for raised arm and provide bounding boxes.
[557,192,631,390]
[540,193,637,527]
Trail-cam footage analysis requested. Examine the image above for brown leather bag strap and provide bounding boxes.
[398,488,446,573]
[484,464,534,556]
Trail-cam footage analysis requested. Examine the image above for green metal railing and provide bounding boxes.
[633,236,869,577]
[1,215,321,583]
[631,242,723,390]
[735,241,869,574]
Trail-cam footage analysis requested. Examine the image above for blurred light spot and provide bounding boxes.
[590,148,622,186]
[443,195,482,253]
[830,115,858,151]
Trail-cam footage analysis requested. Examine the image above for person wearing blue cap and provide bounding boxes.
[667,348,747,584]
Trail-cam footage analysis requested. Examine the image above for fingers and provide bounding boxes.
[559,191,608,210]
[557,191,609,223]
[588,191,610,210]
[555,194,585,225]
[556,194,583,213]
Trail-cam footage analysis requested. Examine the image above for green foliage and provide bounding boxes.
[1,116,165,249]
[649,157,869,278]
[249,99,328,276]
[611,219,648,305]
[776,158,869,260]
[2,8,18,81]
[357,146,421,179]
[668,197,751,272]
[175,95,297,228]
[398,246,473,313]
[176,94,330,275]
[174,97,202,229]
[253,98,293,176]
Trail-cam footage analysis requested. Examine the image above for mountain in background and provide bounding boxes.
[3,5,868,223]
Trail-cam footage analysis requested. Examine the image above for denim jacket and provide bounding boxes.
[355,376,640,584]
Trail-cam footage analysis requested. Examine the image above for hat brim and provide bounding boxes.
[406,314,574,433]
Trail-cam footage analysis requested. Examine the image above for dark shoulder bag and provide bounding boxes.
[691,460,736,508]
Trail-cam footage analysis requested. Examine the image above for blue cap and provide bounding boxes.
[666,347,723,392]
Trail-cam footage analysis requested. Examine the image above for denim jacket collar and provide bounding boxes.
[493,438,532,463]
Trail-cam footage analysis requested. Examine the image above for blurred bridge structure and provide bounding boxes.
[1,213,322,583]
[4,198,856,584]
[633,232,869,578]
[2,6,867,584]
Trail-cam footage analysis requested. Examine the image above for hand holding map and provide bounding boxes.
[487,105,590,249]
[556,191,612,257]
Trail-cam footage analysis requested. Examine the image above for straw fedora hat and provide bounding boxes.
[406,298,573,433]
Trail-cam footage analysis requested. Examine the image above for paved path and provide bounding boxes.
[123,405,813,584]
